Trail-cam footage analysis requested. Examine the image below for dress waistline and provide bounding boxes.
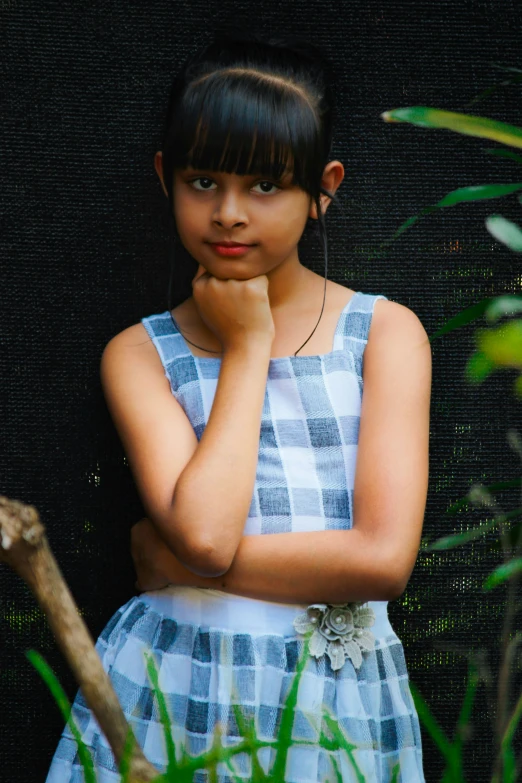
[139,586,395,640]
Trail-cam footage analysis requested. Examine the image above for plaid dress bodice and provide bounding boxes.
[140,290,388,538]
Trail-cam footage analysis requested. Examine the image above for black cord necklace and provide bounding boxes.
[169,257,328,358]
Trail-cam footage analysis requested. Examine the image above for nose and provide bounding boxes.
[212,190,248,229]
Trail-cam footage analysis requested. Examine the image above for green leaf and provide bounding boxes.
[380,106,522,149]
[429,297,500,341]
[26,650,96,783]
[485,214,522,252]
[464,351,496,383]
[476,321,522,368]
[483,558,522,590]
[484,147,522,164]
[367,184,522,265]
[435,182,522,206]
[484,295,522,323]
[424,507,522,553]
[425,517,498,551]
[444,479,521,515]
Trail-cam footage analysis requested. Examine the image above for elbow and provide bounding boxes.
[379,558,412,601]
[383,576,407,601]
[164,506,233,578]
[181,536,232,578]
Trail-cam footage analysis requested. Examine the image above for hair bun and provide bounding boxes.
[209,27,337,86]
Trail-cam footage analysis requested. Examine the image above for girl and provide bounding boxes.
[46,29,431,783]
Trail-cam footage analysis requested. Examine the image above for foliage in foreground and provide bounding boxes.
[30,636,402,783]
[377,64,522,783]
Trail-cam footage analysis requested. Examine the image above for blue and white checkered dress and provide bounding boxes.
[45,291,425,783]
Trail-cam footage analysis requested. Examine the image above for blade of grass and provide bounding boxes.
[144,651,178,776]
[452,662,480,764]
[321,709,366,783]
[315,702,358,782]
[269,636,311,780]
[26,650,97,783]
[119,726,138,783]
[409,681,462,782]
[329,751,344,783]
[499,684,522,779]
[229,689,270,781]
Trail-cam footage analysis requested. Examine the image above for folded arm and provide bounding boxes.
[145,301,432,605]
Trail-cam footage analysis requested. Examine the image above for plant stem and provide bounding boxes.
[490,491,522,782]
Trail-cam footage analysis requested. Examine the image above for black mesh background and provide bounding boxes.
[2,1,522,781]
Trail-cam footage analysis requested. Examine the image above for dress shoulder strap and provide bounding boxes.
[140,311,191,399]
[342,291,389,375]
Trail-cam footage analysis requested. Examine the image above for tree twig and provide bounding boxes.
[0,495,161,783]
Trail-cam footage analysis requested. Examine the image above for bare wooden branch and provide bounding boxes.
[0,495,161,783]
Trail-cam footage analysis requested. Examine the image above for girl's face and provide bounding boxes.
[154,150,344,305]
[170,165,314,281]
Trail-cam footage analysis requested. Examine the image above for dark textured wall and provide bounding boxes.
[1,1,521,781]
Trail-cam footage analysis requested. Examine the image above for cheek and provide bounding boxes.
[266,207,309,241]
[174,201,202,239]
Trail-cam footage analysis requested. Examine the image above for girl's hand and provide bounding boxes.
[131,517,172,592]
[192,264,275,351]
[130,517,212,592]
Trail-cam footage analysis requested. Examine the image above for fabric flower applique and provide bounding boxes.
[293,602,376,671]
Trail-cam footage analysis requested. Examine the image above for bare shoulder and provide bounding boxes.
[369,297,430,350]
[100,321,166,387]
[102,321,159,358]
[104,321,154,350]
[365,297,432,386]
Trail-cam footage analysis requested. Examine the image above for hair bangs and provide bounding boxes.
[167,71,322,192]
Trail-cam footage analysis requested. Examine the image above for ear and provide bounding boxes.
[308,160,345,220]
[154,151,169,198]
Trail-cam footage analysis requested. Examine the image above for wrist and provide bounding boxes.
[223,337,273,357]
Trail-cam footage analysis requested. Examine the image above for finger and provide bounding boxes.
[192,264,208,284]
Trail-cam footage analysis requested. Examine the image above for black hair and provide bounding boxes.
[159,28,342,311]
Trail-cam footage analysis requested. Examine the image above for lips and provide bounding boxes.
[210,242,253,247]
[209,243,254,257]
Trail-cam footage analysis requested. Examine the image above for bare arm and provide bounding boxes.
[165,340,273,576]
[150,300,432,602]
[154,527,398,603]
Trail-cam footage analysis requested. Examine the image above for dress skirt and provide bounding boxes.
[45,586,425,783]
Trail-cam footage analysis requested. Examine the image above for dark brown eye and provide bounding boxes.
[189,177,215,191]
[253,181,280,194]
